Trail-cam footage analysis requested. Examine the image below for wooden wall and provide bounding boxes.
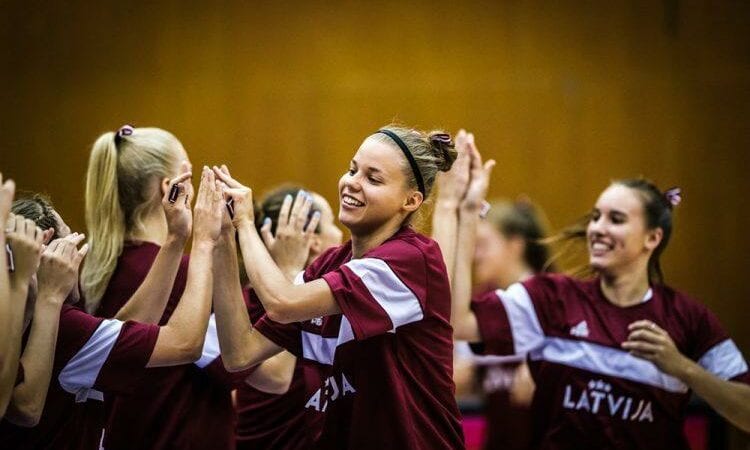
[1,0,748,432]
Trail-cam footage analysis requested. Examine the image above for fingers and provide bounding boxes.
[0,175,15,223]
[42,228,55,245]
[278,194,293,228]
[621,340,659,357]
[305,211,321,236]
[259,217,275,247]
[77,243,90,259]
[627,320,663,332]
[290,191,313,230]
[64,232,86,246]
[212,165,243,189]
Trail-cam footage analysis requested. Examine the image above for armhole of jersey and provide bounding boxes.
[498,283,545,355]
[344,257,424,329]
[58,318,124,402]
[697,338,749,380]
[195,314,220,368]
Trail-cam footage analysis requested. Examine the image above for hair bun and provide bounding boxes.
[427,131,457,172]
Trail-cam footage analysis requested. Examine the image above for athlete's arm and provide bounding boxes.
[4,237,87,427]
[244,351,296,395]
[623,320,750,432]
[216,166,341,325]
[147,168,221,367]
[431,130,471,286]
[114,167,193,324]
[453,135,495,342]
[0,175,15,417]
[0,214,45,417]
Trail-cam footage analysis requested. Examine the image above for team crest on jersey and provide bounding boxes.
[305,372,357,412]
[562,379,654,422]
[569,320,589,338]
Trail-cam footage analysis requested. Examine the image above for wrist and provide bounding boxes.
[36,290,67,307]
[672,356,699,381]
[435,200,460,211]
[191,238,216,252]
[165,233,189,247]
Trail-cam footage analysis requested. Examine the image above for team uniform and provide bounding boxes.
[0,304,159,450]
[235,289,314,450]
[95,242,253,450]
[470,273,750,450]
[255,227,465,450]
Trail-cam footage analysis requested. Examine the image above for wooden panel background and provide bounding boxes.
[1,0,749,440]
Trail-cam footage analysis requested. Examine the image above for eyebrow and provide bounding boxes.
[351,159,384,174]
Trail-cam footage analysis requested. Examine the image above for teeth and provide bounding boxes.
[592,242,610,251]
[342,195,364,207]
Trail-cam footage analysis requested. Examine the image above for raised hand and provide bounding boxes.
[435,129,472,208]
[6,214,46,283]
[259,190,320,277]
[37,234,89,302]
[460,132,496,213]
[162,161,194,242]
[212,165,255,229]
[192,167,225,243]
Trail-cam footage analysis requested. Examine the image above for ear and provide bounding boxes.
[402,191,424,213]
[644,227,663,252]
[160,177,171,197]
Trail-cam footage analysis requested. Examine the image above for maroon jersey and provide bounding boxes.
[235,289,312,450]
[0,304,159,450]
[256,227,465,450]
[470,274,750,450]
[96,242,251,450]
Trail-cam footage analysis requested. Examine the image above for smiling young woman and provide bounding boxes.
[445,137,750,450]
[212,124,467,449]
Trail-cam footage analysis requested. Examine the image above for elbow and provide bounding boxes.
[223,354,256,373]
[5,402,43,428]
[264,300,297,324]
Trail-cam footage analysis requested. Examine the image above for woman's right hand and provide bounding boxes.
[192,167,225,244]
[435,129,472,208]
[37,234,89,303]
[212,165,255,229]
[0,173,15,230]
[5,213,47,283]
[460,133,496,213]
[162,162,194,242]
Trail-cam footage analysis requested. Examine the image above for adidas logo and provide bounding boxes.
[570,320,589,338]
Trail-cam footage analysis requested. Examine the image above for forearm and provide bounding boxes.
[678,360,750,432]
[165,240,214,351]
[0,285,29,414]
[431,201,459,286]
[115,236,186,323]
[213,237,257,371]
[453,209,481,341]
[236,224,304,320]
[4,296,63,427]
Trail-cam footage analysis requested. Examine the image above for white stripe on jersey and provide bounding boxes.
[293,270,306,285]
[195,314,220,368]
[497,283,545,355]
[698,338,748,380]
[58,318,123,402]
[345,258,424,329]
[530,337,689,393]
[301,316,356,365]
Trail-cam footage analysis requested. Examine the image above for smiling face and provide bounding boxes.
[587,184,662,278]
[337,137,420,236]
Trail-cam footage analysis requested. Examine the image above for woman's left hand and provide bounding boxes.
[622,320,691,377]
[460,132,495,213]
[260,190,319,278]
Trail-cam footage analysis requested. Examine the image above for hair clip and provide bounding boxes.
[430,133,453,147]
[114,124,134,145]
[664,187,682,207]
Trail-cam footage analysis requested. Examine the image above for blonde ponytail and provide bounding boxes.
[82,132,125,312]
[81,126,182,313]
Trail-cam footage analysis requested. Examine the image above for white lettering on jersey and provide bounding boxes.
[310,317,323,326]
[569,320,589,338]
[305,373,357,412]
[562,379,654,422]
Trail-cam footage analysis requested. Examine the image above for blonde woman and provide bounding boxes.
[82,126,252,450]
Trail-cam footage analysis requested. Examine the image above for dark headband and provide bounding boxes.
[376,129,425,196]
